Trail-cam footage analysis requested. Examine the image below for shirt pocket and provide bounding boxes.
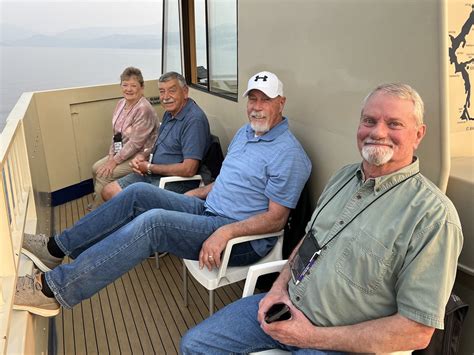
[335,229,394,294]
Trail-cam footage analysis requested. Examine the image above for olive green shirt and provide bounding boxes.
[288,159,463,329]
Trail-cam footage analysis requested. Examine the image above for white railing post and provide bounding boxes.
[0,111,36,353]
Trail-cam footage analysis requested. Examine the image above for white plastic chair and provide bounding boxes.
[243,261,413,355]
[158,175,204,189]
[183,230,284,316]
[154,175,204,267]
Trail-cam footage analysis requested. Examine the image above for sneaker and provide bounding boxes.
[21,233,63,272]
[13,270,60,317]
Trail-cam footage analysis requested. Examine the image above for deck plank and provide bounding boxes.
[104,282,133,353]
[97,286,121,354]
[53,194,246,355]
[135,262,179,352]
[113,277,144,353]
[60,203,76,355]
[90,291,109,354]
[69,199,88,355]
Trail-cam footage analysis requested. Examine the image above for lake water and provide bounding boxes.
[0,46,162,132]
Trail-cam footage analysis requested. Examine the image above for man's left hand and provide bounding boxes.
[198,228,230,270]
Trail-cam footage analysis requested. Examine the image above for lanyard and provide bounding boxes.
[292,170,419,285]
[149,117,177,162]
[308,170,419,251]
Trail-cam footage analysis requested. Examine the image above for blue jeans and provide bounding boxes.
[181,293,347,354]
[45,183,262,308]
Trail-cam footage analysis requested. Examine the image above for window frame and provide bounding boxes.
[162,0,238,101]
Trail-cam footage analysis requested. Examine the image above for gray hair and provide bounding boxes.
[120,67,144,87]
[361,83,424,126]
[158,71,187,88]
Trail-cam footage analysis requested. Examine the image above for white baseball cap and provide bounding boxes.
[242,71,284,98]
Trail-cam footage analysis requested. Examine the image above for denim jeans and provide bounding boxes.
[181,293,347,354]
[45,183,262,308]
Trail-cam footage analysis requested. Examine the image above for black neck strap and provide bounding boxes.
[309,171,419,250]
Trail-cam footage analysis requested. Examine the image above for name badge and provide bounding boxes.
[290,231,322,285]
[113,133,123,154]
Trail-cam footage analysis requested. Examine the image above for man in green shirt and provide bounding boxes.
[181,83,463,354]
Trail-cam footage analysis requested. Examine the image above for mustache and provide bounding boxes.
[364,138,393,146]
[162,99,175,104]
[249,111,265,119]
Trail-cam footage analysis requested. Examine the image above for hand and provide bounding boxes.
[96,158,117,178]
[130,154,146,175]
[260,303,317,348]
[257,287,291,324]
[198,228,230,271]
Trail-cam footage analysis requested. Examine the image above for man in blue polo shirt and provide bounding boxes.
[101,71,211,201]
[15,71,312,317]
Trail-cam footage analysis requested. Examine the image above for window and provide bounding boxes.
[207,0,237,98]
[162,0,238,100]
[162,0,183,73]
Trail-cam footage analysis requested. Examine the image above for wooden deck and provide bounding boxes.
[52,194,244,354]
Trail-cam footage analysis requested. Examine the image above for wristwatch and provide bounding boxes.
[146,163,152,175]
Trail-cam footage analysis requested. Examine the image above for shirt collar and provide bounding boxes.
[356,157,420,194]
[168,98,194,121]
[245,117,289,142]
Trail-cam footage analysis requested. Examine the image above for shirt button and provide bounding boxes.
[295,296,300,301]
[356,195,361,199]
[339,220,344,225]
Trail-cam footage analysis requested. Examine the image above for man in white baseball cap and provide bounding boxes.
[242,71,287,136]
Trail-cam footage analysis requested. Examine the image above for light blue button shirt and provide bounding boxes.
[205,118,311,255]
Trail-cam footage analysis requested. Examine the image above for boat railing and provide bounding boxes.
[0,92,37,354]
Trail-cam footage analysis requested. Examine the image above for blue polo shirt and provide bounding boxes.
[151,99,210,164]
[204,118,311,255]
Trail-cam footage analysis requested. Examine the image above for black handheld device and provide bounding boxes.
[264,303,291,323]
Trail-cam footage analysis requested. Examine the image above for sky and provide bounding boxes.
[0,0,163,34]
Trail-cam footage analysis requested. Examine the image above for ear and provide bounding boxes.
[413,124,426,150]
[183,85,189,99]
[279,96,286,113]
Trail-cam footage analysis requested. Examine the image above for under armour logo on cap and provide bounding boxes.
[254,75,268,82]
[243,71,284,98]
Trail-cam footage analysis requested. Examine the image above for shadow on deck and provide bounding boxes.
[52,194,244,354]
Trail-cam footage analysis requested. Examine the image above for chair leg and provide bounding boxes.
[209,290,214,316]
[155,252,160,268]
[183,262,188,307]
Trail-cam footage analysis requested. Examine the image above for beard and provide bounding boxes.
[361,141,394,166]
[249,111,270,134]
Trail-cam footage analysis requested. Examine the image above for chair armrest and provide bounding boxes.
[158,175,203,189]
[217,230,284,281]
[242,260,288,297]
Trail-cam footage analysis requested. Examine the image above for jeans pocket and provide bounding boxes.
[335,229,393,294]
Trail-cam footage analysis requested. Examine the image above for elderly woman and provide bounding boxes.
[90,67,158,209]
